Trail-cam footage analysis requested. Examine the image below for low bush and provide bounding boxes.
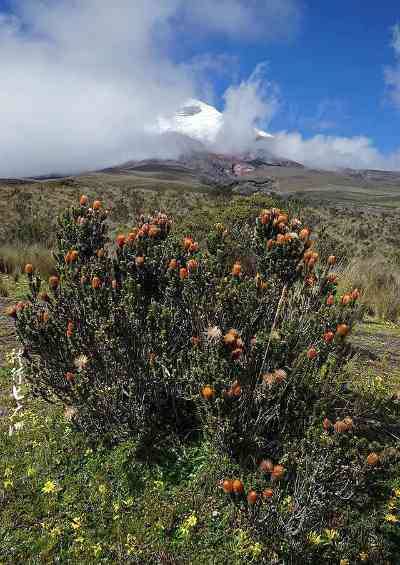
[5,195,400,563]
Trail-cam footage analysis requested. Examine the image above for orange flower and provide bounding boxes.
[168,258,178,270]
[189,241,199,253]
[70,250,79,262]
[232,384,242,397]
[232,479,244,494]
[247,490,258,505]
[201,385,215,400]
[149,225,160,238]
[303,250,314,263]
[324,331,335,343]
[187,259,198,272]
[127,230,138,242]
[232,262,241,276]
[274,369,287,383]
[322,417,332,431]
[267,239,274,250]
[80,194,89,206]
[66,321,74,337]
[276,234,285,245]
[326,294,335,306]
[334,420,348,433]
[271,465,285,481]
[97,248,105,258]
[307,347,318,360]
[341,294,351,306]
[367,452,379,466]
[179,267,188,280]
[183,237,193,251]
[259,459,274,473]
[49,276,59,289]
[141,223,150,235]
[222,480,234,494]
[260,212,270,225]
[262,488,273,499]
[24,263,33,275]
[327,255,336,266]
[299,228,310,240]
[336,324,350,337]
[91,276,101,289]
[92,200,102,210]
[116,234,126,247]
[351,288,360,301]
[277,213,289,224]
[223,332,236,347]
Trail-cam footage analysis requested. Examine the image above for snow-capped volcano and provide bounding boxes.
[155,99,273,145]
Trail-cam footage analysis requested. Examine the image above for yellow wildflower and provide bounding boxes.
[185,514,198,528]
[394,488,400,498]
[340,560,350,565]
[98,484,107,495]
[124,496,134,507]
[385,513,399,523]
[359,552,369,562]
[3,479,13,489]
[308,531,322,545]
[92,543,102,557]
[42,480,57,494]
[71,517,82,530]
[324,528,339,541]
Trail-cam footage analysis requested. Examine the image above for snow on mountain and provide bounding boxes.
[155,99,273,145]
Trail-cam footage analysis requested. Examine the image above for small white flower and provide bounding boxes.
[74,354,89,372]
[205,326,222,342]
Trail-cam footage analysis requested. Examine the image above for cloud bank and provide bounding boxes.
[1,3,399,176]
[0,0,300,177]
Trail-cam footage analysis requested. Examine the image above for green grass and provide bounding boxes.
[0,375,257,565]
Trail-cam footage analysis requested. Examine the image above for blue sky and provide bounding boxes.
[176,0,400,154]
[0,0,399,175]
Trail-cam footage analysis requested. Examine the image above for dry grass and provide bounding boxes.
[340,256,400,322]
[0,244,54,278]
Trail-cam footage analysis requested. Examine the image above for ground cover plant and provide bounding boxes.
[1,195,400,564]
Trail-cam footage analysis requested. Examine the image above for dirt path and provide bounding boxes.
[351,321,400,371]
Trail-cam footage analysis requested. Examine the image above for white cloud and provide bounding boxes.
[384,23,400,109]
[214,63,279,153]
[0,0,301,177]
[179,0,301,42]
[392,23,400,56]
[268,132,400,170]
